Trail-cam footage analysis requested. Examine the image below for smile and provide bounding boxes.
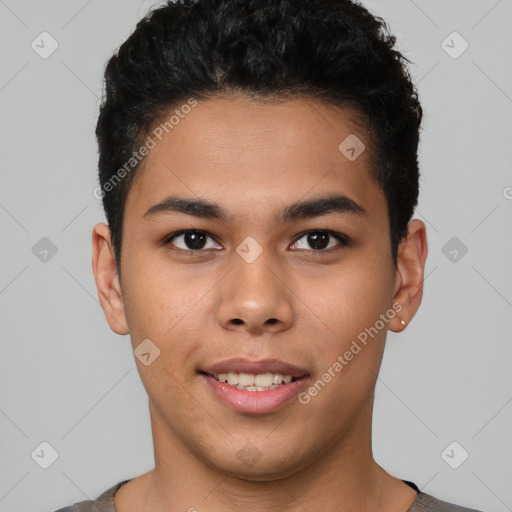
[209,371,295,391]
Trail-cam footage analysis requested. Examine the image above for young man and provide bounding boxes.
[56,1,483,510]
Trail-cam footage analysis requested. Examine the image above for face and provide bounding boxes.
[93,95,426,480]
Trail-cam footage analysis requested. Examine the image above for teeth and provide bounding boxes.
[272,373,283,385]
[213,372,295,391]
[239,373,255,386]
[226,372,237,385]
[255,373,274,387]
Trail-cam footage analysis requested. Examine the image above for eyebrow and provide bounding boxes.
[143,194,366,223]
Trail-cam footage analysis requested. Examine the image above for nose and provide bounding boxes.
[215,252,294,335]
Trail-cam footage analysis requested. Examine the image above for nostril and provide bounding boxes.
[231,318,244,325]
[265,318,279,325]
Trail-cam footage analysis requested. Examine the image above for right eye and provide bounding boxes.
[164,230,223,252]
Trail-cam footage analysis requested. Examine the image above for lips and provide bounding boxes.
[201,358,309,378]
[199,358,310,414]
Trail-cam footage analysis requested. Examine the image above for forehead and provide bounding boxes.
[124,95,386,224]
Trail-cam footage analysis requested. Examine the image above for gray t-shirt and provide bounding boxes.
[53,479,484,512]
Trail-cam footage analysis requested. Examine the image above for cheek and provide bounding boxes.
[121,253,216,379]
[295,272,390,428]
[121,255,193,346]
[303,258,393,339]
[313,260,393,383]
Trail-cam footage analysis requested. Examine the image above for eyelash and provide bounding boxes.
[162,229,349,253]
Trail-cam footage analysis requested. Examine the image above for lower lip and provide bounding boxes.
[202,374,308,415]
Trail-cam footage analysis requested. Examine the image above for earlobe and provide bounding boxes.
[91,223,129,335]
[389,219,428,333]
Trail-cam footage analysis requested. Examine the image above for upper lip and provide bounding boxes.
[201,358,309,378]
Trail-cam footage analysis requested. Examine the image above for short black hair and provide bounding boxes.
[96,0,422,274]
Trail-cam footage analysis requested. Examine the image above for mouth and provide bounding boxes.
[199,358,310,414]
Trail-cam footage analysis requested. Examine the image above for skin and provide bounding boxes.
[92,95,427,512]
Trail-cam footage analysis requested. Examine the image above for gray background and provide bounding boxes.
[0,1,511,511]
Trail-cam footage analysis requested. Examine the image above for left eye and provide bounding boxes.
[290,230,346,251]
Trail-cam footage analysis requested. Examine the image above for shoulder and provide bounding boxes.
[411,491,485,512]
[53,479,131,512]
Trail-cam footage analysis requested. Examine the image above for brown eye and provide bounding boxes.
[166,230,222,251]
[291,230,347,251]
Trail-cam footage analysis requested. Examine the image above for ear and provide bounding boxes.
[91,223,129,335]
[389,219,428,332]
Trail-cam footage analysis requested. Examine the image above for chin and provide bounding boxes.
[199,439,315,482]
